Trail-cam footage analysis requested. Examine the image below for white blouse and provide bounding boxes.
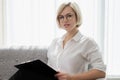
[47,31,106,75]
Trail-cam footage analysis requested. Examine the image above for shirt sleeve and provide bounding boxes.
[81,38,106,72]
[47,38,57,56]
[47,38,58,63]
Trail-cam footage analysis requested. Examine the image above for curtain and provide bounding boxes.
[105,0,120,77]
[4,0,103,49]
[4,0,56,48]
[0,0,4,47]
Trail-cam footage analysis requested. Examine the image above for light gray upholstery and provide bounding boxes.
[0,48,48,80]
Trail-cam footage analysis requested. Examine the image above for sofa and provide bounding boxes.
[0,47,105,80]
[0,47,48,80]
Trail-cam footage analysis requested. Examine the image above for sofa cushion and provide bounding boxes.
[0,48,48,80]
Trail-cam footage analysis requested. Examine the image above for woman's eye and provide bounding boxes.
[68,14,72,17]
[59,16,64,19]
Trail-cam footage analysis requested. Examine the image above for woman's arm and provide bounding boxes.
[55,69,105,80]
[71,69,105,80]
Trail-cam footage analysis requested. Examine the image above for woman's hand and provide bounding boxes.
[55,72,72,80]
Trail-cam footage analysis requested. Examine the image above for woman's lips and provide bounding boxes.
[64,24,70,27]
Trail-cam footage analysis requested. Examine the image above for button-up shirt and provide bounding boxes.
[47,31,106,75]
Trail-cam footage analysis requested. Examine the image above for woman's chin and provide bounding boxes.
[65,29,71,32]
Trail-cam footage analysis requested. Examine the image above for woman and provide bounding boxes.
[47,2,106,80]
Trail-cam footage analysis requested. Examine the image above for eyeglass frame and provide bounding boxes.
[58,13,75,22]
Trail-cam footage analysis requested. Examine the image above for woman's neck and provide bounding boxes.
[65,28,79,40]
[63,28,78,48]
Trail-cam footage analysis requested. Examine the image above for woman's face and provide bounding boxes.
[58,6,77,32]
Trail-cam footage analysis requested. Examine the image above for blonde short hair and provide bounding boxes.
[56,2,82,28]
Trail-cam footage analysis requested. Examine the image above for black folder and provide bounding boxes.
[9,60,58,80]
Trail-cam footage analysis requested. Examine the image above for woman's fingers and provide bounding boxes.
[55,72,71,80]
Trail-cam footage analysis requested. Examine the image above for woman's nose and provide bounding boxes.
[63,17,68,22]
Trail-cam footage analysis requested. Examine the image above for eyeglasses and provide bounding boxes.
[58,13,74,22]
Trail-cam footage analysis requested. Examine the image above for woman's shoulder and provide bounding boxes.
[50,38,58,45]
[52,37,61,43]
[49,37,61,46]
[81,34,98,47]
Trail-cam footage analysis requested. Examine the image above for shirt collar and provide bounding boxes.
[57,31,82,44]
[72,31,82,42]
